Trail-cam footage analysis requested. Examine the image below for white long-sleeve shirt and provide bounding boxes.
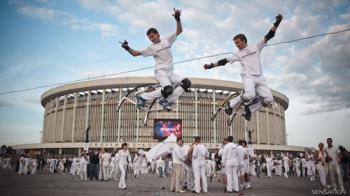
[172,144,186,165]
[192,144,209,162]
[117,150,131,165]
[221,142,239,167]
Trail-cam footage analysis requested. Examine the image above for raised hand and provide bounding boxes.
[172,8,181,22]
[120,40,130,51]
[274,14,283,27]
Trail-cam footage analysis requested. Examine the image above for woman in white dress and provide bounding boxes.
[117,143,132,189]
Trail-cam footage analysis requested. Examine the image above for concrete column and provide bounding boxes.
[117,88,122,142]
[52,98,58,142]
[60,95,67,142]
[85,91,91,141]
[136,107,140,142]
[212,91,217,143]
[266,110,270,145]
[71,93,77,142]
[256,112,260,144]
[100,89,106,143]
[194,89,198,136]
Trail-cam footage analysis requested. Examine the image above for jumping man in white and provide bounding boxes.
[121,8,191,111]
[204,14,283,121]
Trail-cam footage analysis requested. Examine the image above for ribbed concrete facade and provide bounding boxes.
[40,77,289,147]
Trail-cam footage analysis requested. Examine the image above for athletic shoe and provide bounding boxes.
[243,105,251,121]
[136,95,146,109]
[224,102,233,115]
[159,99,171,111]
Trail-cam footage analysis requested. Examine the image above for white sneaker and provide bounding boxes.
[246,183,251,189]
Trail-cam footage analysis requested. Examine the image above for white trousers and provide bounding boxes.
[225,165,239,192]
[328,164,344,189]
[193,161,208,193]
[141,69,184,104]
[118,164,128,189]
[266,164,272,177]
[229,74,273,111]
[31,166,37,175]
[80,164,87,181]
[102,163,110,180]
[296,166,301,177]
[185,166,195,190]
[316,164,327,186]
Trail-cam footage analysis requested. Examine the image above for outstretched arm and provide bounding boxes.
[264,14,283,43]
[203,58,229,70]
[120,40,142,57]
[173,8,183,36]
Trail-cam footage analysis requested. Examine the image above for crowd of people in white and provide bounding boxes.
[0,137,348,194]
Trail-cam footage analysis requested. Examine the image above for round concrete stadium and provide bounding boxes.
[14,77,308,154]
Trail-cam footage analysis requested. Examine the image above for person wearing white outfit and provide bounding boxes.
[133,153,142,178]
[192,136,209,193]
[184,143,195,191]
[203,14,283,121]
[109,154,118,180]
[79,154,88,181]
[141,155,148,175]
[170,138,186,193]
[101,149,111,181]
[70,157,78,175]
[222,136,240,193]
[241,140,252,189]
[301,155,307,177]
[117,143,132,189]
[156,157,164,177]
[218,139,229,191]
[121,9,190,111]
[315,143,327,190]
[24,156,30,175]
[31,157,38,175]
[265,155,273,178]
[294,156,301,177]
[324,138,344,191]
[282,153,289,178]
[18,155,25,175]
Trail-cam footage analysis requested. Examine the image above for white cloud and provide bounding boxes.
[17,4,56,20]
[12,1,119,38]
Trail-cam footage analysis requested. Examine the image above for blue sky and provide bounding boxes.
[0,0,349,149]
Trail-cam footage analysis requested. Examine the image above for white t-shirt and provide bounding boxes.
[141,33,177,71]
[227,39,265,75]
[324,145,340,165]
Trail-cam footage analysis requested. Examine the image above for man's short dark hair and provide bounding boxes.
[227,136,233,142]
[177,137,183,142]
[147,27,159,36]
[234,33,247,43]
[327,138,332,142]
[238,139,243,145]
[122,143,128,148]
[194,136,201,143]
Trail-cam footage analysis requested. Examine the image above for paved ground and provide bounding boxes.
[0,169,348,196]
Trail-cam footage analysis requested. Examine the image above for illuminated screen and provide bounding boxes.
[154,119,182,141]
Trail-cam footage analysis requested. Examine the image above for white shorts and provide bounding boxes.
[239,164,249,176]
